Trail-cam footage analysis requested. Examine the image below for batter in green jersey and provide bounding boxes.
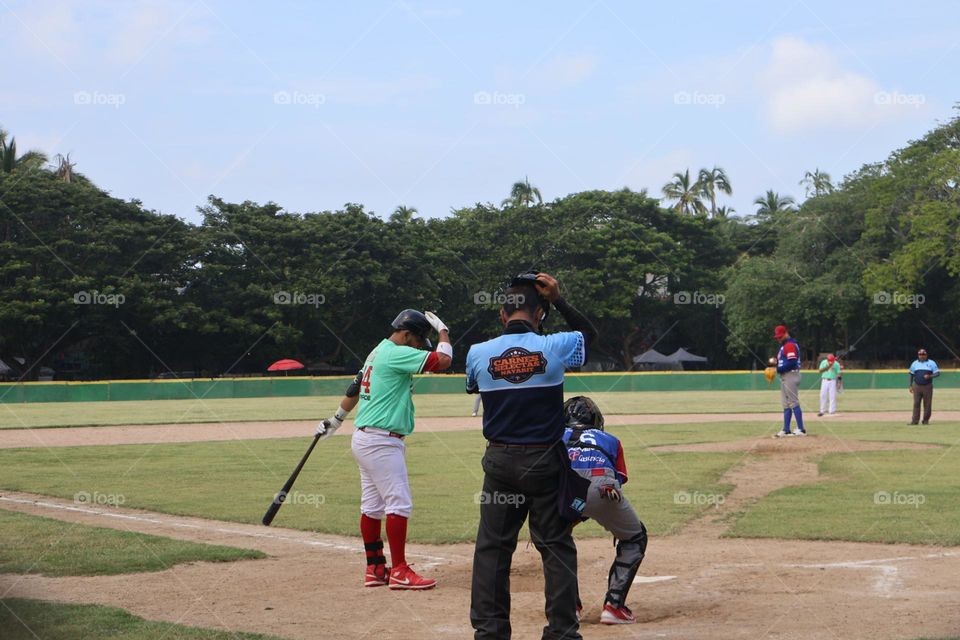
[354,338,430,436]
[313,309,452,590]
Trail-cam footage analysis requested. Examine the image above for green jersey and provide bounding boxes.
[819,359,841,380]
[353,339,430,436]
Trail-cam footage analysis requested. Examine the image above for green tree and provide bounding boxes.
[753,190,796,217]
[697,166,733,218]
[0,128,47,174]
[662,169,707,216]
[501,176,542,208]
[0,170,199,379]
[800,168,834,198]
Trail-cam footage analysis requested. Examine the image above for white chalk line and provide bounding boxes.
[0,495,459,567]
[633,575,676,584]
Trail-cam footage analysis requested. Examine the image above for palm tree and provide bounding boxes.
[502,176,543,208]
[697,166,732,218]
[0,128,47,174]
[799,168,834,197]
[390,205,418,222]
[715,205,736,219]
[55,153,76,183]
[662,169,707,215]
[753,190,796,217]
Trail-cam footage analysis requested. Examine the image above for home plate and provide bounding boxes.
[633,575,677,584]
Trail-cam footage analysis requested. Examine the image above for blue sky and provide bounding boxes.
[3,1,956,223]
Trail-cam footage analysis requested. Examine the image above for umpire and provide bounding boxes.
[467,271,597,640]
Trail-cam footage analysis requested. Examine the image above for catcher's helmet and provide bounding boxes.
[563,395,604,431]
[391,309,433,348]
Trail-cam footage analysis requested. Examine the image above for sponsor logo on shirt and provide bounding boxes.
[487,347,548,384]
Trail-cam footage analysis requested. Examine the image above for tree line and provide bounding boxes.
[1,112,957,380]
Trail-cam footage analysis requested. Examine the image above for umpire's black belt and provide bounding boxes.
[487,441,555,450]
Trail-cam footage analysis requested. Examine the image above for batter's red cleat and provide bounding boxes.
[388,563,437,590]
[600,603,636,625]
[364,564,390,587]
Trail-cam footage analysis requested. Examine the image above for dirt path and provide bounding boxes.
[3,410,956,449]
[654,435,941,539]
[2,433,959,640]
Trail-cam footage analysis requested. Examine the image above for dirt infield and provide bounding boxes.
[3,410,957,449]
[2,434,959,639]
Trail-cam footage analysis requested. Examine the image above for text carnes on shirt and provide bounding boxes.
[487,347,548,384]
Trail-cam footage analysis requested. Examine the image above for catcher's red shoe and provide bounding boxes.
[388,563,436,590]
[364,564,390,587]
[600,603,636,625]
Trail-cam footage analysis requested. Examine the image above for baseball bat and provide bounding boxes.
[261,433,321,526]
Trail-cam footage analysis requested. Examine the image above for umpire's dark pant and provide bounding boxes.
[470,442,581,640]
[912,384,933,423]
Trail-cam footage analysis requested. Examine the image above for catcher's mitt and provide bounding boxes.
[764,367,777,384]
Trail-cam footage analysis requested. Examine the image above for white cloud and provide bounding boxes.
[11,1,210,71]
[760,36,928,134]
[538,54,598,88]
[309,74,439,106]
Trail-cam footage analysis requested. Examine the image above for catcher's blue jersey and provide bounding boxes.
[466,323,585,444]
[563,427,627,484]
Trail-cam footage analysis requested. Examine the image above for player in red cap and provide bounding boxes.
[773,325,806,437]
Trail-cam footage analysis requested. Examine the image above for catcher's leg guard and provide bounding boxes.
[605,522,647,608]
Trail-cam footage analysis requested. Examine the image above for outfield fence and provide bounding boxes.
[0,371,952,403]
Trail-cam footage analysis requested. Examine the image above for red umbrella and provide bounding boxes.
[267,358,305,372]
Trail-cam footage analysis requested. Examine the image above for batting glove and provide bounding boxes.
[423,311,448,333]
[598,484,622,502]
[315,415,342,440]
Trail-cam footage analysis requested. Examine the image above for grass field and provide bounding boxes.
[1,420,957,545]
[0,425,764,543]
[0,509,264,576]
[0,598,283,640]
[729,445,960,545]
[2,387,955,428]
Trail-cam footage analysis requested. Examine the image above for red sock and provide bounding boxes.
[385,514,408,567]
[360,514,382,562]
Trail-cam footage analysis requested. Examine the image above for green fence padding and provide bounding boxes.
[0,371,953,404]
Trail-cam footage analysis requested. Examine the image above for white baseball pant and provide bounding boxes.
[351,428,413,519]
[819,378,837,414]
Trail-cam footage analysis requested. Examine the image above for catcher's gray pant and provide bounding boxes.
[579,471,647,609]
[780,370,801,409]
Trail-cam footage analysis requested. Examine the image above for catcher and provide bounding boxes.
[563,396,648,625]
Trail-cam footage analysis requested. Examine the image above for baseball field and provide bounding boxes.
[1,386,959,640]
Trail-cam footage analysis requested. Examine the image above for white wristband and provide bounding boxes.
[437,342,453,359]
[334,407,348,422]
